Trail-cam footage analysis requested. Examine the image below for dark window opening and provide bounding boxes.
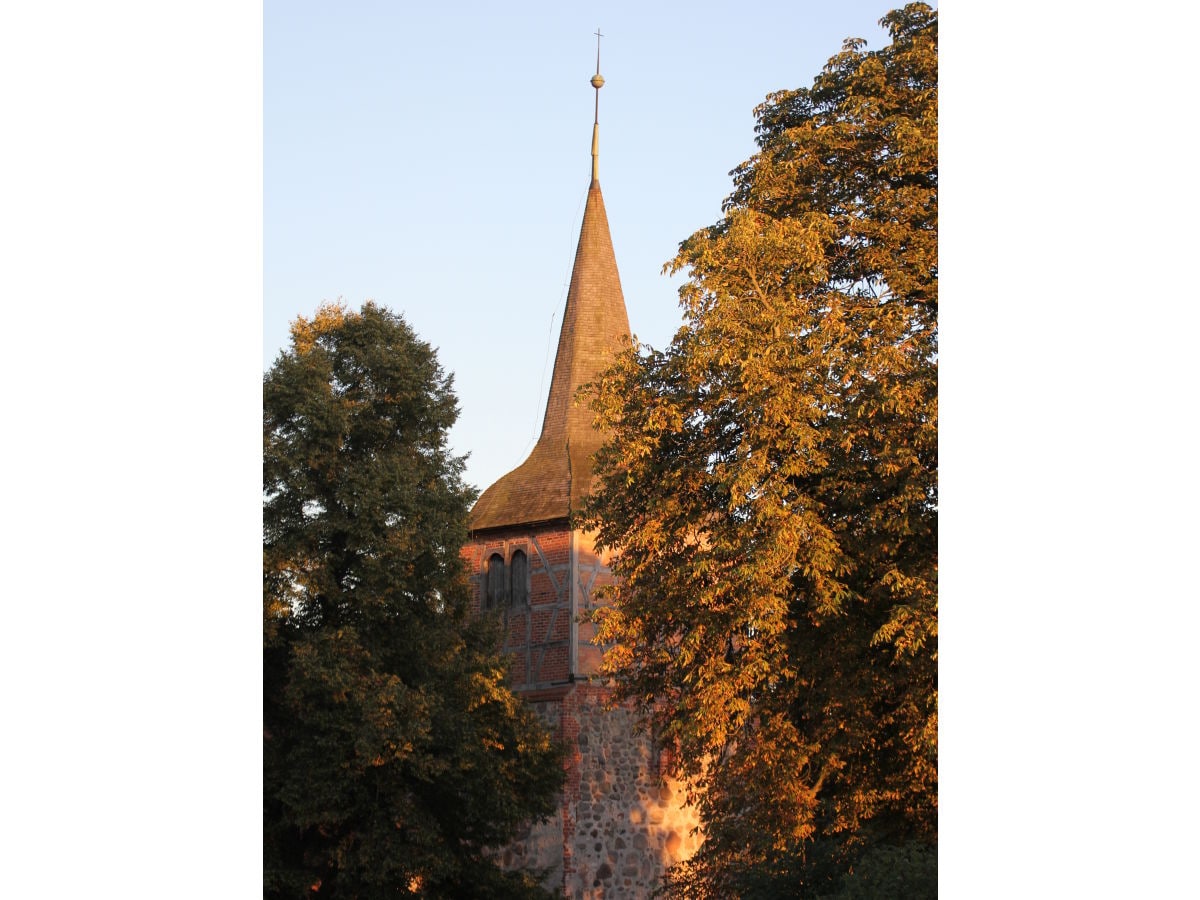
[510,549,528,607]
[485,553,505,610]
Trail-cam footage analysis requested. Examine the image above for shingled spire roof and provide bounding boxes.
[469,65,629,532]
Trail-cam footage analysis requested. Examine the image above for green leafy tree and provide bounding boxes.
[264,302,565,899]
[580,6,937,896]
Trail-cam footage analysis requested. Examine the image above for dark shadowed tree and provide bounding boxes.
[579,6,937,896]
[264,302,564,899]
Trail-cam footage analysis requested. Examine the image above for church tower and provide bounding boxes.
[460,44,701,898]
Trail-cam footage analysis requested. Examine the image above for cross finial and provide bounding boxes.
[590,28,605,124]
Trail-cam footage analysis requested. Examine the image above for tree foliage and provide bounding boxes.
[580,6,937,896]
[264,302,564,899]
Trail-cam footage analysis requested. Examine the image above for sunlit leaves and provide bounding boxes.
[580,5,937,896]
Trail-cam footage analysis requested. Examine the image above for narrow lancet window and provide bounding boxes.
[509,549,528,607]
[485,553,506,610]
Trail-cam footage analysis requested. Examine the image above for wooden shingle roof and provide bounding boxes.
[469,179,630,532]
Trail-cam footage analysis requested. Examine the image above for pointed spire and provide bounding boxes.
[469,44,629,533]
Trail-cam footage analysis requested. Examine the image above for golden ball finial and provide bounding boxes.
[591,73,605,89]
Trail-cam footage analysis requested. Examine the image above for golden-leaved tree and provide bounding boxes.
[580,6,937,896]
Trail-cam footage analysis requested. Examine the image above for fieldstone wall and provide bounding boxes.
[565,685,702,897]
[498,685,702,898]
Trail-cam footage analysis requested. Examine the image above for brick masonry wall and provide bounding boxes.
[573,529,617,678]
[463,523,573,688]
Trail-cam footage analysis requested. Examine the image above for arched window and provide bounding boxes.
[509,549,528,607]
[485,553,505,610]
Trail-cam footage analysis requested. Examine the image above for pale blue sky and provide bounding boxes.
[265,0,896,495]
